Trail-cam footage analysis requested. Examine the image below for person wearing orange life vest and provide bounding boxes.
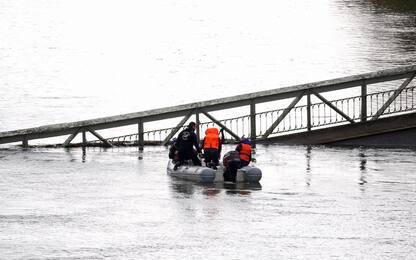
[202,128,224,169]
[236,138,252,167]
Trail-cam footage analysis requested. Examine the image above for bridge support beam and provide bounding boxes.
[371,73,416,120]
[161,111,193,146]
[63,130,79,148]
[312,90,355,124]
[200,109,240,141]
[263,91,305,138]
[89,129,112,147]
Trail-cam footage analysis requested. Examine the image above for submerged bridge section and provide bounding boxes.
[1,65,416,148]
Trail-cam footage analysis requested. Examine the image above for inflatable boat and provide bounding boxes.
[166,160,215,183]
[166,160,262,183]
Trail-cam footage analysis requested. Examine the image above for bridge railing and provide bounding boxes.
[88,85,416,146]
[1,65,415,148]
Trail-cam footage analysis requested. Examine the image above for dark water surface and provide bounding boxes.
[1,0,416,258]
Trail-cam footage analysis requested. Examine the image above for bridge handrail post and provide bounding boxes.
[307,91,312,131]
[82,130,87,147]
[138,119,144,152]
[22,136,28,148]
[250,99,256,147]
[195,109,200,144]
[361,84,367,122]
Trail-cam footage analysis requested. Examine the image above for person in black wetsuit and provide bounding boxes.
[174,122,202,170]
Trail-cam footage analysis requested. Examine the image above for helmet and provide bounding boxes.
[240,138,251,145]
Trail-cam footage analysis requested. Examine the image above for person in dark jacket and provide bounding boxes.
[222,150,241,182]
[174,122,202,170]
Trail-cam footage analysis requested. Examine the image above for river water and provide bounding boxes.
[1,0,416,259]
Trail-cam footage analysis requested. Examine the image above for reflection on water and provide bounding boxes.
[170,179,262,197]
[81,147,87,163]
[170,181,196,196]
[358,148,368,188]
[359,149,367,172]
[305,145,312,186]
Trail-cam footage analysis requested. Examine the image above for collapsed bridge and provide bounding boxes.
[1,65,416,149]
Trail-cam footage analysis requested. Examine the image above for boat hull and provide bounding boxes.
[167,161,262,183]
[167,160,215,183]
[213,165,262,183]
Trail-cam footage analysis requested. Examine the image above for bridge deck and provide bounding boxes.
[262,112,416,146]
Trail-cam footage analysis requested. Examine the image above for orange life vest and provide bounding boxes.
[239,143,251,162]
[203,128,220,150]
